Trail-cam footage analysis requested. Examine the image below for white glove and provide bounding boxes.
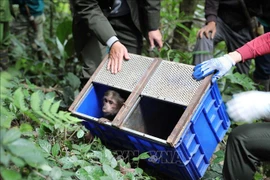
[192,54,235,83]
[226,91,270,123]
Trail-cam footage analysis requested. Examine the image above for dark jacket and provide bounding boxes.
[205,0,270,31]
[12,0,44,17]
[72,0,161,45]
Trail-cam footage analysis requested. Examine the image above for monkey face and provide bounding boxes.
[102,90,125,119]
[102,97,121,116]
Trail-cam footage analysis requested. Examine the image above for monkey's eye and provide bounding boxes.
[108,100,113,105]
[104,98,108,103]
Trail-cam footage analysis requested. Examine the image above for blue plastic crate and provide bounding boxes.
[72,82,229,180]
[69,57,230,180]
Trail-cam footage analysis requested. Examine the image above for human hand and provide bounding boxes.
[226,91,270,123]
[192,54,235,83]
[148,29,163,50]
[197,21,216,39]
[108,41,130,74]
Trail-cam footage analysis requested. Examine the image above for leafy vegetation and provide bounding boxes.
[1,0,269,180]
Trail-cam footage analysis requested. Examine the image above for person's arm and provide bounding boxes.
[144,0,160,32]
[73,0,116,45]
[236,32,270,61]
[193,32,270,83]
[144,0,163,49]
[73,0,129,74]
[197,0,219,39]
[205,0,219,24]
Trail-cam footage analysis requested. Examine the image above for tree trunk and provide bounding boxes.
[171,0,198,51]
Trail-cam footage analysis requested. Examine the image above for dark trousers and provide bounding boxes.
[193,18,270,80]
[73,13,143,78]
[223,123,270,180]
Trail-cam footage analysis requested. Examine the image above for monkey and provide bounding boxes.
[100,90,125,121]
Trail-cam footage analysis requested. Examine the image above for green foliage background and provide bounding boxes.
[1,0,269,180]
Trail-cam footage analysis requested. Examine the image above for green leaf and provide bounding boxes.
[135,167,143,175]
[132,152,150,162]
[7,138,47,167]
[10,156,25,167]
[39,164,52,171]
[76,129,85,139]
[100,177,114,180]
[64,38,75,57]
[49,166,62,180]
[0,106,15,128]
[23,110,40,123]
[42,98,53,115]
[212,157,224,164]
[0,146,10,166]
[102,164,123,180]
[45,92,56,99]
[81,144,91,153]
[59,156,77,169]
[56,20,72,44]
[104,148,117,168]
[39,139,52,154]
[83,166,104,179]
[56,37,66,59]
[20,123,33,133]
[1,168,22,180]
[253,172,263,180]
[75,168,90,180]
[13,88,28,112]
[30,91,42,111]
[138,152,150,160]
[51,100,61,114]
[52,143,60,157]
[2,127,21,145]
[64,112,82,123]
[66,72,81,90]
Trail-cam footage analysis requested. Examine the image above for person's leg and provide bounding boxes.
[192,36,214,65]
[192,24,222,65]
[253,26,270,91]
[223,123,270,180]
[33,13,47,60]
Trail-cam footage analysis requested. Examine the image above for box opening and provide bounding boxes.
[76,82,130,120]
[123,96,186,140]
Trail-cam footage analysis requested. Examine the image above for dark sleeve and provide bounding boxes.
[143,0,161,31]
[205,0,219,23]
[237,32,270,61]
[72,0,116,45]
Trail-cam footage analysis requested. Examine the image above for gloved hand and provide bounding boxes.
[192,54,235,83]
[226,91,270,123]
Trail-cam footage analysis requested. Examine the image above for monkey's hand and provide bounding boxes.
[108,41,130,74]
[226,91,270,123]
[98,118,111,124]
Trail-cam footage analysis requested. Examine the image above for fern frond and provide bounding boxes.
[42,98,66,126]
[13,88,28,112]
[50,100,61,114]
[30,91,42,112]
